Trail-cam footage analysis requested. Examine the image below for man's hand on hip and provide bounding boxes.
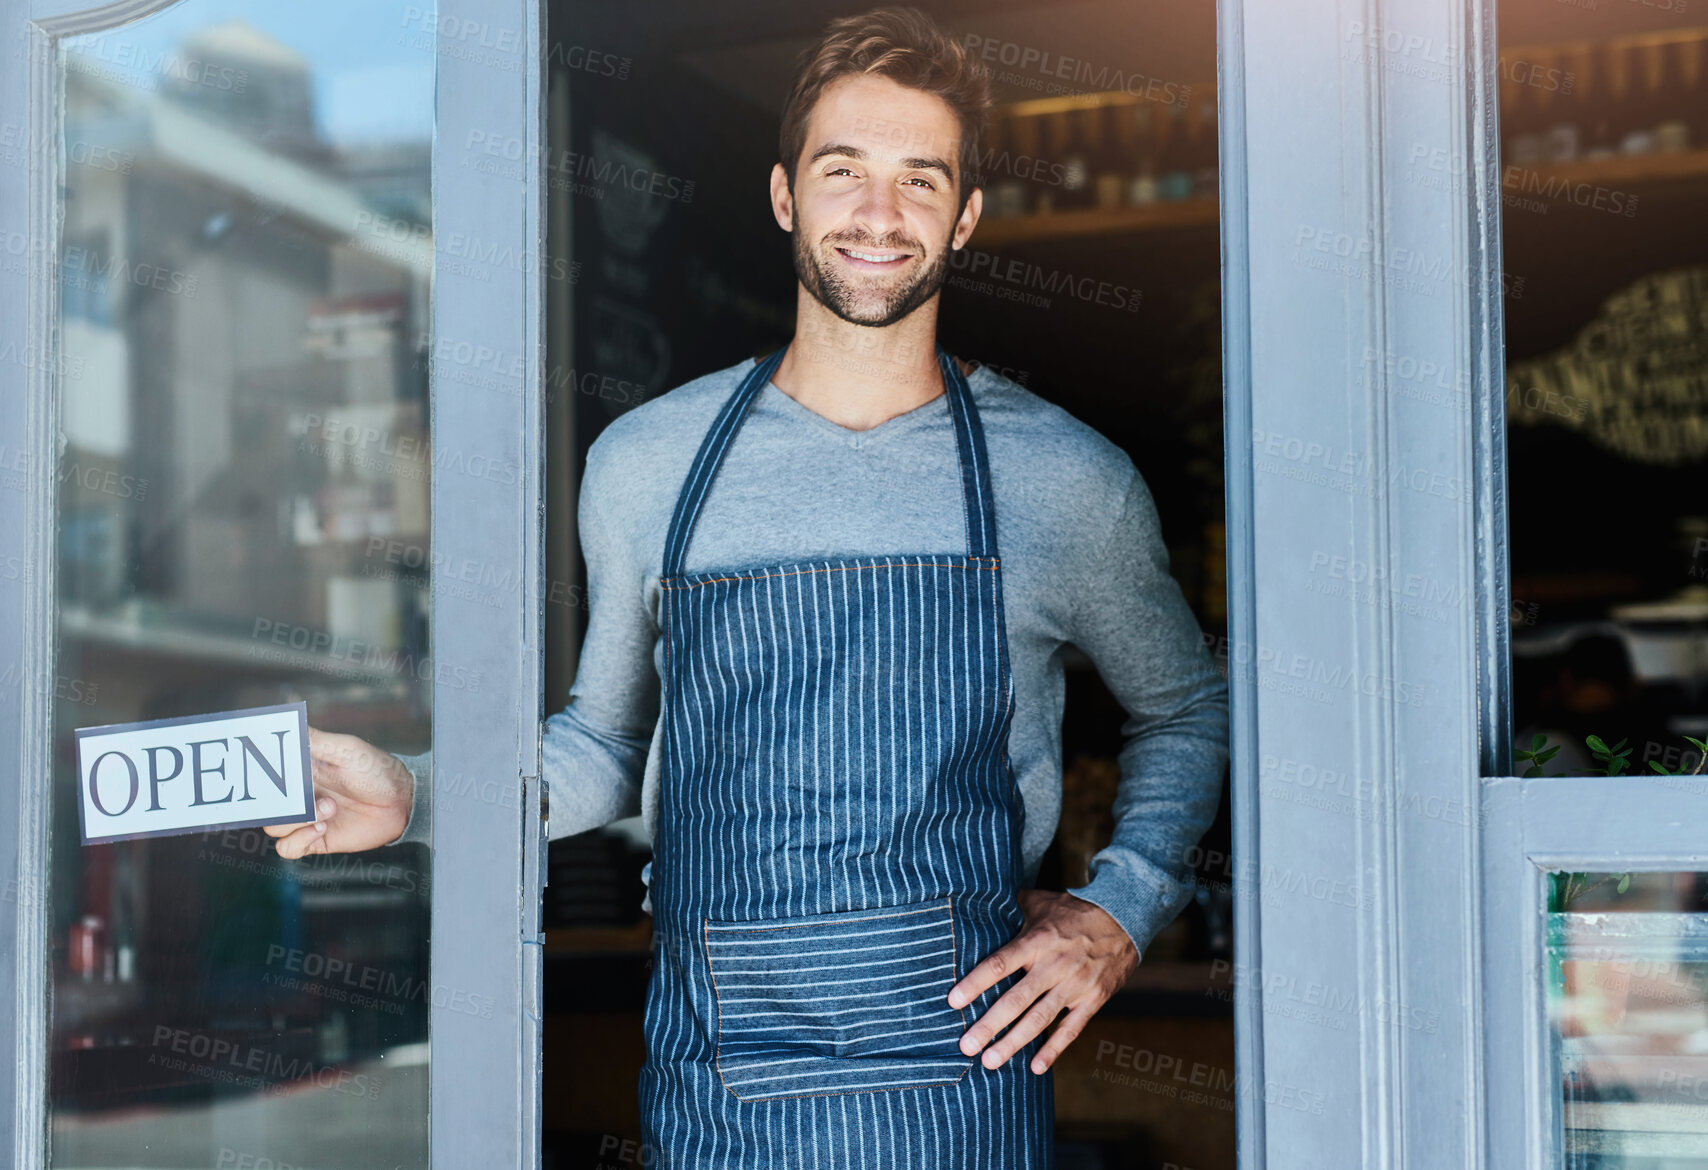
[946,889,1138,1075]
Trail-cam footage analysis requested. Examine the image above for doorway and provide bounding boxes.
[535,3,1232,1167]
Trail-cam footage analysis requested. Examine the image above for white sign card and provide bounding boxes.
[75,701,316,846]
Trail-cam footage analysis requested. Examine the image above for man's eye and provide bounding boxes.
[905,176,936,189]
[826,166,856,177]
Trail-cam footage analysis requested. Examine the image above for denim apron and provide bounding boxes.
[638,342,1054,1167]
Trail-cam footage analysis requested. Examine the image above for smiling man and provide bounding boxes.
[270,6,1227,1164]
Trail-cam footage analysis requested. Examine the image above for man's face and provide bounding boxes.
[775,73,981,329]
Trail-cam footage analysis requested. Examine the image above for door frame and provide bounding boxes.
[1217,0,1507,1165]
[427,0,548,1166]
[0,0,547,1165]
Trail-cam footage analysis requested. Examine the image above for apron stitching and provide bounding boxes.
[706,900,948,932]
[661,559,998,592]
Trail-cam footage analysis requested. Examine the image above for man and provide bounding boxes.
[269,7,1227,1164]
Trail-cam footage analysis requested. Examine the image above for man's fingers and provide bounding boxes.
[269,820,327,859]
[977,983,1069,1070]
[958,970,1047,1056]
[1030,1001,1095,1074]
[948,936,1033,1010]
[261,797,336,841]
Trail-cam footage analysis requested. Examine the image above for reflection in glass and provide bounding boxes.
[1496,15,1708,775]
[50,4,434,1167]
[1549,871,1708,1168]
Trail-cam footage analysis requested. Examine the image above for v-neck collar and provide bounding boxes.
[758,361,979,449]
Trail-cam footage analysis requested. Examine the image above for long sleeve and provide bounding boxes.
[387,751,432,846]
[383,427,661,847]
[1061,466,1230,957]
[540,422,659,840]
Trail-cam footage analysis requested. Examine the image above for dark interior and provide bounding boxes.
[539,2,1232,1167]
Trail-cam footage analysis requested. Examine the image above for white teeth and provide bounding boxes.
[844,249,904,262]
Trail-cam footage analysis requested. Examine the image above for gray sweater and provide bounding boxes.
[391,355,1228,955]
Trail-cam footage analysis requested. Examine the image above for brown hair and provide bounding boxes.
[778,7,992,213]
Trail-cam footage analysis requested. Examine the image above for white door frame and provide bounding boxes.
[0,0,547,1165]
[1218,0,1508,1164]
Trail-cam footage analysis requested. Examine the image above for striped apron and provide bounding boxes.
[638,342,1054,1167]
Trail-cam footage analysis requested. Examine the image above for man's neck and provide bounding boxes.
[773,294,963,432]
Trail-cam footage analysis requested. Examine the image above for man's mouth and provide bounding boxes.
[835,246,912,268]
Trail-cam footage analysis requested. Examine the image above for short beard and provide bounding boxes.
[791,221,953,329]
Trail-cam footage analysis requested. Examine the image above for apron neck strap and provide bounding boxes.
[661,341,999,579]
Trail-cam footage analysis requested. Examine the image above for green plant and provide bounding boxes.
[1552,870,1630,911]
[1515,734,1560,777]
[1650,735,1708,777]
[1586,735,1632,776]
[1528,733,1707,912]
[1518,732,1707,780]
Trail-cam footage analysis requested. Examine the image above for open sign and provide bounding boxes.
[75,702,315,845]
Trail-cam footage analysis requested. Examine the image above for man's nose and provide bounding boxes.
[849,178,908,240]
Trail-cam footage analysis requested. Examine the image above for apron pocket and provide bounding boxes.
[703,895,973,1102]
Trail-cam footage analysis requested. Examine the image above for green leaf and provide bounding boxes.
[1536,746,1562,764]
[1610,738,1629,753]
[1651,761,1673,774]
[1531,733,1548,751]
[1617,874,1631,894]
[1586,735,1609,754]
[1685,736,1708,754]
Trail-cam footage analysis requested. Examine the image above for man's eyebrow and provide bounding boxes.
[808,142,956,182]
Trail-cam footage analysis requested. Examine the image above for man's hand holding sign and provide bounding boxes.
[263,727,413,860]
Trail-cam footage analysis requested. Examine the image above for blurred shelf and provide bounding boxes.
[1551,910,1708,962]
[51,975,144,1030]
[61,603,405,685]
[300,887,417,911]
[998,88,1207,120]
[1567,1102,1708,1156]
[544,920,653,955]
[973,197,1218,248]
[1510,573,1643,605]
[967,147,1708,251]
[1513,146,1708,200]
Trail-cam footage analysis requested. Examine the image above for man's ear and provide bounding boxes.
[951,184,983,250]
[769,162,794,233]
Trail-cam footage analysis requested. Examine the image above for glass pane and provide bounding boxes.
[1496,6,1708,778]
[50,3,434,1167]
[1549,871,1708,1167]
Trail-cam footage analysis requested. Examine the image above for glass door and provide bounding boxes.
[1483,5,1708,1169]
[0,0,546,1166]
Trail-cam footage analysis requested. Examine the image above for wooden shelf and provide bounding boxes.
[999,88,1209,121]
[972,197,1218,248]
[968,147,1708,250]
[544,920,653,955]
[1510,572,1644,605]
[1513,146,1708,198]
[966,145,1708,251]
